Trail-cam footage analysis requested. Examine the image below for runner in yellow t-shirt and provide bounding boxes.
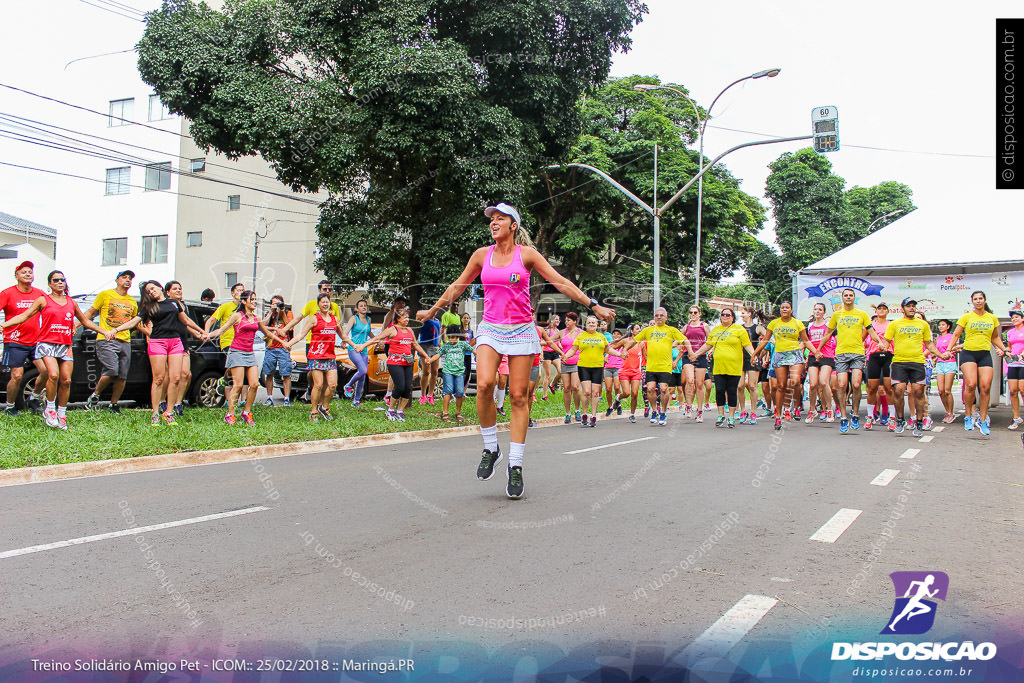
[689,308,756,427]
[204,283,245,350]
[561,314,622,427]
[633,307,687,426]
[752,302,814,430]
[83,270,138,411]
[885,298,950,436]
[950,290,1009,434]
[811,288,889,432]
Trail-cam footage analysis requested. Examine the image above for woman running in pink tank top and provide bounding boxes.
[418,203,615,499]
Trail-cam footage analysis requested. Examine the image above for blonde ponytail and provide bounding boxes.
[513,224,535,249]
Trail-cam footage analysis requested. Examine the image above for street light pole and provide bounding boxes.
[636,68,780,305]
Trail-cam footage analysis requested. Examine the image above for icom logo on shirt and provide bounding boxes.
[882,571,948,635]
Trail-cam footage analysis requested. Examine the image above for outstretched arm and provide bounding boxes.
[418,249,486,321]
[522,247,615,323]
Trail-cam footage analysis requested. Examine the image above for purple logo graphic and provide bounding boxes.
[881,571,949,635]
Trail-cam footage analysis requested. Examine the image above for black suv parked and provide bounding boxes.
[0,299,227,409]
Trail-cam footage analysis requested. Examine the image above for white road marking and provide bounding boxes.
[0,507,271,560]
[809,508,862,543]
[684,594,778,661]
[563,436,657,454]
[899,448,921,459]
[918,435,934,443]
[932,426,945,433]
[870,469,901,486]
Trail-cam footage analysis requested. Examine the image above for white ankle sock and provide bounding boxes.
[509,442,525,467]
[495,389,506,409]
[480,425,498,452]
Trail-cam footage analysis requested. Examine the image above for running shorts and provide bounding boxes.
[646,371,674,386]
[603,367,620,379]
[578,366,603,384]
[866,352,893,380]
[96,339,131,378]
[807,355,835,369]
[529,365,540,382]
[620,369,641,382]
[670,371,682,387]
[934,360,957,375]
[542,350,559,361]
[959,349,993,367]
[772,349,805,368]
[1,342,34,368]
[561,363,578,375]
[835,353,866,374]
[1007,366,1024,381]
[680,354,708,370]
[35,343,72,361]
[891,361,927,385]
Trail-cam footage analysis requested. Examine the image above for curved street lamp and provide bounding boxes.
[636,68,780,305]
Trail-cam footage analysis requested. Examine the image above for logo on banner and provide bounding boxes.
[881,571,948,635]
[804,276,885,298]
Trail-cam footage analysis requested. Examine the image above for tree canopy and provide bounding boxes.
[137,0,647,304]
[745,148,915,305]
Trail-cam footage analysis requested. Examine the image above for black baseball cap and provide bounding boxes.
[901,297,917,307]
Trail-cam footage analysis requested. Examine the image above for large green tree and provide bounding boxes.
[745,149,915,305]
[137,0,646,305]
[533,76,766,322]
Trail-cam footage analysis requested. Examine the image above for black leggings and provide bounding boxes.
[388,364,414,400]
[714,374,740,408]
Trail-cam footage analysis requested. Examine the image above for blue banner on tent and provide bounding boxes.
[804,276,885,298]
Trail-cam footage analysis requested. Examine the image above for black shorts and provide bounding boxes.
[807,356,836,369]
[866,352,893,380]
[1,342,35,368]
[681,354,708,370]
[578,365,604,384]
[758,366,770,383]
[1008,366,1024,381]
[646,371,674,386]
[671,371,682,387]
[891,361,927,385]
[959,348,993,367]
[542,350,559,361]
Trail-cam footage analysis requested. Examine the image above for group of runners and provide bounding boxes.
[2,203,1022,495]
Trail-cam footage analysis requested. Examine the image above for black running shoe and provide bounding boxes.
[26,395,42,413]
[477,447,502,480]
[528,418,537,428]
[496,406,506,417]
[109,404,121,414]
[506,466,524,499]
[318,405,334,421]
[628,414,636,423]
[605,407,613,417]
[590,416,597,427]
[4,406,20,417]
[174,403,184,417]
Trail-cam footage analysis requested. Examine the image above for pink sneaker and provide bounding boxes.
[419,396,427,405]
[224,413,236,425]
[57,415,68,430]
[44,408,59,428]
[427,396,435,405]
[241,411,255,426]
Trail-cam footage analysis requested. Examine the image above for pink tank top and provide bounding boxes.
[685,323,707,349]
[560,327,580,364]
[865,319,889,355]
[808,321,836,358]
[230,314,260,352]
[481,245,533,325]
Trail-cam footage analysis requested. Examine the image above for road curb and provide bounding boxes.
[0,414,618,487]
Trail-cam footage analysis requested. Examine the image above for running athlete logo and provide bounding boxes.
[881,571,949,635]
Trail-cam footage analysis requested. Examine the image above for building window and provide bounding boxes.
[190,158,206,173]
[225,272,238,289]
[148,94,172,121]
[105,167,130,195]
[108,98,133,126]
[144,162,172,191]
[227,195,240,211]
[141,235,168,264]
[186,231,203,248]
[102,237,128,266]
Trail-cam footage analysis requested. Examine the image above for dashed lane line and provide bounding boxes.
[682,594,778,661]
[563,436,657,454]
[0,507,271,560]
[899,448,921,459]
[870,469,901,486]
[809,508,863,543]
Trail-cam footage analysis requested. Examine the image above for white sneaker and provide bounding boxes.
[44,408,59,428]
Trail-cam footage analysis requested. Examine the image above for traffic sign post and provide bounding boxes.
[812,106,839,153]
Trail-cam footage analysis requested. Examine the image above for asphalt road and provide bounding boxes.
[0,401,1020,675]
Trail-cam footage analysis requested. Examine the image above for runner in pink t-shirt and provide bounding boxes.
[1006,310,1024,430]
[805,302,837,423]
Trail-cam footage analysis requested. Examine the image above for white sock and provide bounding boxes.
[509,442,525,468]
[46,400,56,412]
[889,404,896,417]
[480,425,498,452]
[495,388,506,409]
[57,406,67,418]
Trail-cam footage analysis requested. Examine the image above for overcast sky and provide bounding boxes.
[0,1,1019,254]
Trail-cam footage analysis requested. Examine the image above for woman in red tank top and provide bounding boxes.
[1,270,105,430]
[415,203,615,500]
[209,290,286,425]
[357,309,429,422]
[288,293,351,422]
